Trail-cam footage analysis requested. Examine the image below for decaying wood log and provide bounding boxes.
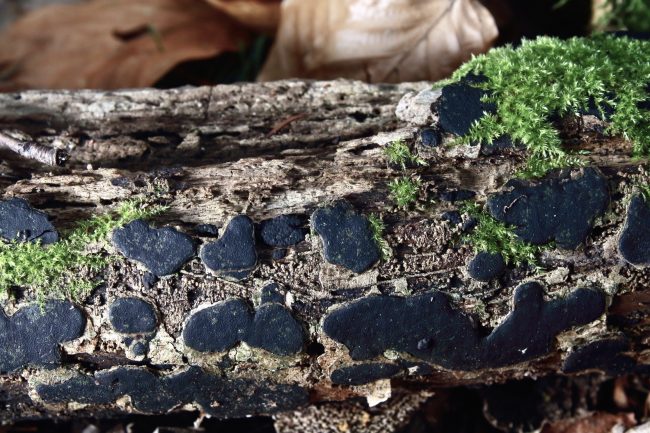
[0,79,648,427]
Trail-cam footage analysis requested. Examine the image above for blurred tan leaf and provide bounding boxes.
[205,0,281,33]
[0,0,252,90]
[257,0,498,83]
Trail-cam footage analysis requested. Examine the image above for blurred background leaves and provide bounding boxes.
[0,0,604,90]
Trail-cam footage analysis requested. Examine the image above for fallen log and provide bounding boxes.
[0,75,648,428]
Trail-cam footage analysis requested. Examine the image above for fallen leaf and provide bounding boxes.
[0,0,252,90]
[257,0,498,83]
[204,0,281,33]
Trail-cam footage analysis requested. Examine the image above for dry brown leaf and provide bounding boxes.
[257,0,498,83]
[0,0,252,90]
[204,0,281,33]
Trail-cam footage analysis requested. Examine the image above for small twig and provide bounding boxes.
[266,113,307,137]
[503,195,525,214]
[0,131,68,166]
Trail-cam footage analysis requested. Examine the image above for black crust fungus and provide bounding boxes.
[200,215,257,280]
[182,299,252,352]
[441,211,462,226]
[467,251,506,282]
[0,301,85,372]
[619,194,650,265]
[480,135,525,156]
[272,248,288,260]
[330,363,402,386]
[193,223,219,237]
[182,297,304,356]
[261,282,284,304]
[247,303,305,356]
[112,219,196,277]
[580,95,616,121]
[259,214,307,247]
[419,127,441,147]
[322,281,605,370]
[311,201,380,273]
[36,366,308,417]
[562,338,637,376]
[0,198,58,244]
[438,74,496,136]
[109,297,158,334]
[487,168,609,249]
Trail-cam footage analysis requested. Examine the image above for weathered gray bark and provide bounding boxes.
[0,79,647,427]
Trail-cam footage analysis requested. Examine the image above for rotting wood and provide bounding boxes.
[0,79,648,425]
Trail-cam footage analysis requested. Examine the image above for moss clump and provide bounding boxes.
[461,202,542,267]
[443,35,650,178]
[383,139,426,170]
[0,198,166,302]
[389,176,421,208]
[368,213,392,260]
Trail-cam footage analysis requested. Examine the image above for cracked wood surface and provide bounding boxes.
[0,79,648,423]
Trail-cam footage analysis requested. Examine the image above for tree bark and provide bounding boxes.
[0,79,647,425]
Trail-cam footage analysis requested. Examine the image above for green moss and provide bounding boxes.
[389,176,421,208]
[368,213,392,260]
[461,202,542,267]
[0,198,166,303]
[636,183,650,202]
[383,139,426,170]
[441,35,650,178]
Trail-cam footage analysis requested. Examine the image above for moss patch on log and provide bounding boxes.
[461,201,542,267]
[440,34,650,178]
[0,198,166,302]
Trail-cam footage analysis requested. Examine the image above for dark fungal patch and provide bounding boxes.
[261,282,284,304]
[467,251,506,282]
[480,135,525,156]
[182,299,252,352]
[461,216,478,232]
[322,281,605,370]
[200,215,257,280]
[562,338,637,376]
[131,341,148,356]
[36,366,308,417]
[580,94,616,121]
[0,198,58,244]
[109,297,157,334]
[438,73,495,136]
[311,201,380,273]
[618,194,650,265]
[193,223,219,237]
[441,211,462,226]
[258,214,307,247]
[487,168,609,249]
[112,219,196,277]
[182,297,305,356]
[0,300,85,372]
[247,303,305,356]
[272,248,287,260]
[419,127,441,147]
[330,363,402,386]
